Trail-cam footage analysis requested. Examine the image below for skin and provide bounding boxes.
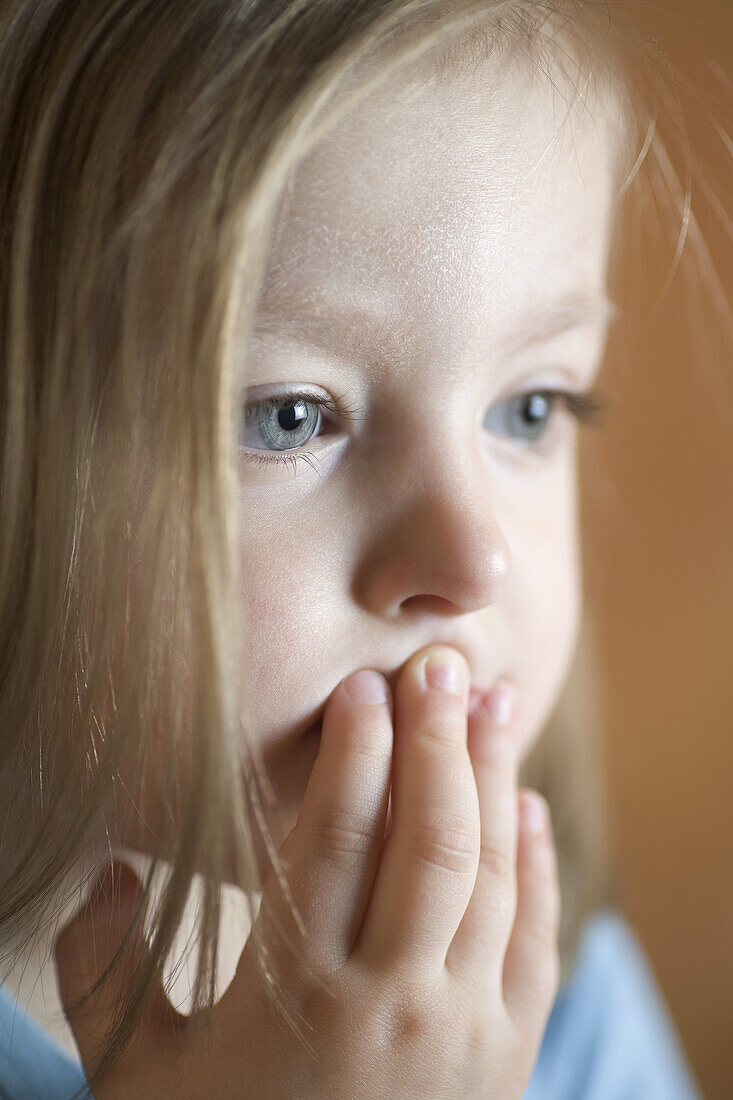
[235,43,617,881]
[53,38,621,1099]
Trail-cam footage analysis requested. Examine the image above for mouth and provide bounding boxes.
[305,679,491,737]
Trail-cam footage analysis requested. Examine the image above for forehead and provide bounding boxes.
[256,46,621,361]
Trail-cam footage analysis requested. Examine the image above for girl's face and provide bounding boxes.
[118,47,616,884]
[236,49,618,880]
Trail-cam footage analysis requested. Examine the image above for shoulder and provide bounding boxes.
[0,984,88,1100]
[523,909,703,1100]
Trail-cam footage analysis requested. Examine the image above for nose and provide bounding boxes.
[357,453,511,617]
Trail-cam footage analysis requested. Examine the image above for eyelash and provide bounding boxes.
[240,386,610,473]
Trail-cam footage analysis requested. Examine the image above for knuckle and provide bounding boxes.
[409,818,478,876]
[339,721,392,763]
[382,983,444,1051]
[523,906,560,952]
[480,883,516,931]
[419,722,464,749]
[474,728,519,771]
[389,1000,432,1047]
[478,834,514,880]
[311,809,376,868]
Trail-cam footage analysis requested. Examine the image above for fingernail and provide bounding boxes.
[343,669,389,705]
[422,651,468,697]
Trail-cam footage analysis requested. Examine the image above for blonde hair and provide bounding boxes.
[0,0,727,1089]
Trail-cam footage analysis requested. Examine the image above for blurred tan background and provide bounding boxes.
[579,3,731,1098]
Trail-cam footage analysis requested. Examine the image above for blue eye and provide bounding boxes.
[239,386,609,472]
[242,394,325,450]
[484,388,606,445]
[239,390,358,475]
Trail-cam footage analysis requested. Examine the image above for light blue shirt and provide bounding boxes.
[0,909,703,1099]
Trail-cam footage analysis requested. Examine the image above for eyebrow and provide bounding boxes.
[253,288,618,361]
[502,294,619,354]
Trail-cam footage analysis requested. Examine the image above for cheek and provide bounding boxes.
[504,495,582,756]
[238,533,336,749]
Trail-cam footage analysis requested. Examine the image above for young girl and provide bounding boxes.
[0,0,721,1096]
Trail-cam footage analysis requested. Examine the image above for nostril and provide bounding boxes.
[400,594,459,617]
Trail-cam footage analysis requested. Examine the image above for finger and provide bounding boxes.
[445,681,521,990]
[244,669,394,979]
[54,860,175,1089]
[356,645,479,978]
[502,789,562,1039]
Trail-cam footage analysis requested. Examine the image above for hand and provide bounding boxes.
[55,644,561,1098]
